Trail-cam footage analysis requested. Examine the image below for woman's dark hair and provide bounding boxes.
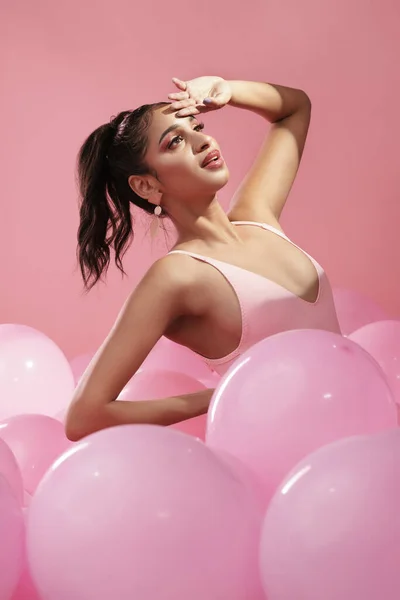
[76,101,169,292]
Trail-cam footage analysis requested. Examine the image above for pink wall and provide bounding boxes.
[2,0,399,360]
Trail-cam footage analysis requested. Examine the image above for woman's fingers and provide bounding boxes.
[172,77,187,90]
[169,98,196,111]
[167,91,189,100]
[175,106,200,117]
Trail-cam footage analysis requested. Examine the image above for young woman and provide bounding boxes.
[65,75,341,441]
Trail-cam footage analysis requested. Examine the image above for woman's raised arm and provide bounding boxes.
[228,80,311,223]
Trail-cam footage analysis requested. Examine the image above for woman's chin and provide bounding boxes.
[205,165,230,188]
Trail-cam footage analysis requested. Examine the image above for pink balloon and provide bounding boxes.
[171,415,207,440]
[0,438,24,506]
[69,352,94,385]
[260,429,400,600]
[11,509,41,600]
[54,406,67,423]
[207,329,397,506]
[117,369,206,401]
[0,414,72,495]
[0,324,75,419]
[23,490,32,508]
[140,337,221,387]
[215,449,265,513]
[27,426,264,600]
[11,560,41,600]
[0,474,25,600]
[349,320,400,405]
[332,287,388,336]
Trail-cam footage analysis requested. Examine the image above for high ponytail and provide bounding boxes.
[76,103,169,292]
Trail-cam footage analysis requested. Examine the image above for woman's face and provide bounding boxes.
[144,105,230,200]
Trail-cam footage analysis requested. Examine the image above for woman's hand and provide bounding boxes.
[167,76,232,117]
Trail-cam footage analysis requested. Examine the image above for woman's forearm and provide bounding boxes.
[106,389,213,428]
[227,80,310,122]
[66,388,214,441]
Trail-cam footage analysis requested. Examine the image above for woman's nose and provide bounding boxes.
[196,135,213,153]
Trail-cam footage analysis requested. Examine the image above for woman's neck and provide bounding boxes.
[168,196,242,247]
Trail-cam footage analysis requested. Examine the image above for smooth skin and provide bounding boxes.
[66,76,312,441]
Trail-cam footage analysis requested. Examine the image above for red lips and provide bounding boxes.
[201,149,221,168]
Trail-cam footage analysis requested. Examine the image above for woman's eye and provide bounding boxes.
[167,123,205,149]
[168,135,183,149]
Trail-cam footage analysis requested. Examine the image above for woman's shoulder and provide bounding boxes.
[144,252,198,287]
[120,254,202,325]
[155,252,211,316]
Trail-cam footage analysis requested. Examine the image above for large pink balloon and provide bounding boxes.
[260,429,400,600]
[140,337,221,387]
[117,369,206,401]
[349,320,400,405]
[0,324,75,419]
[0,414,72,495]
[0,474,25,600]
[215,449,265,513]
[207,329,397,506]
[0,438,24,506]
[27,426,265,600]
[171,415,207,440]
[332,287,388,336]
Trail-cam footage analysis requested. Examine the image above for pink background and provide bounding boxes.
[2,0,399,361]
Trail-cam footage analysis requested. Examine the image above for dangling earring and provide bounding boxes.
[149,192,163,239]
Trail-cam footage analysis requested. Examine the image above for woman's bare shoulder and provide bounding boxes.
[140,252,205,315]
[150,251,199,284]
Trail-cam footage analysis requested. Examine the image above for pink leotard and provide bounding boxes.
[168,221,341,375]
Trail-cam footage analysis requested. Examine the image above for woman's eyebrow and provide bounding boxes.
[158,115,196,145]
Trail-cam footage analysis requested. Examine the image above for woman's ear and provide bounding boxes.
[128,175,153,199]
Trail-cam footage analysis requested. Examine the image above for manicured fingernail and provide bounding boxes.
[204,98,212,103]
